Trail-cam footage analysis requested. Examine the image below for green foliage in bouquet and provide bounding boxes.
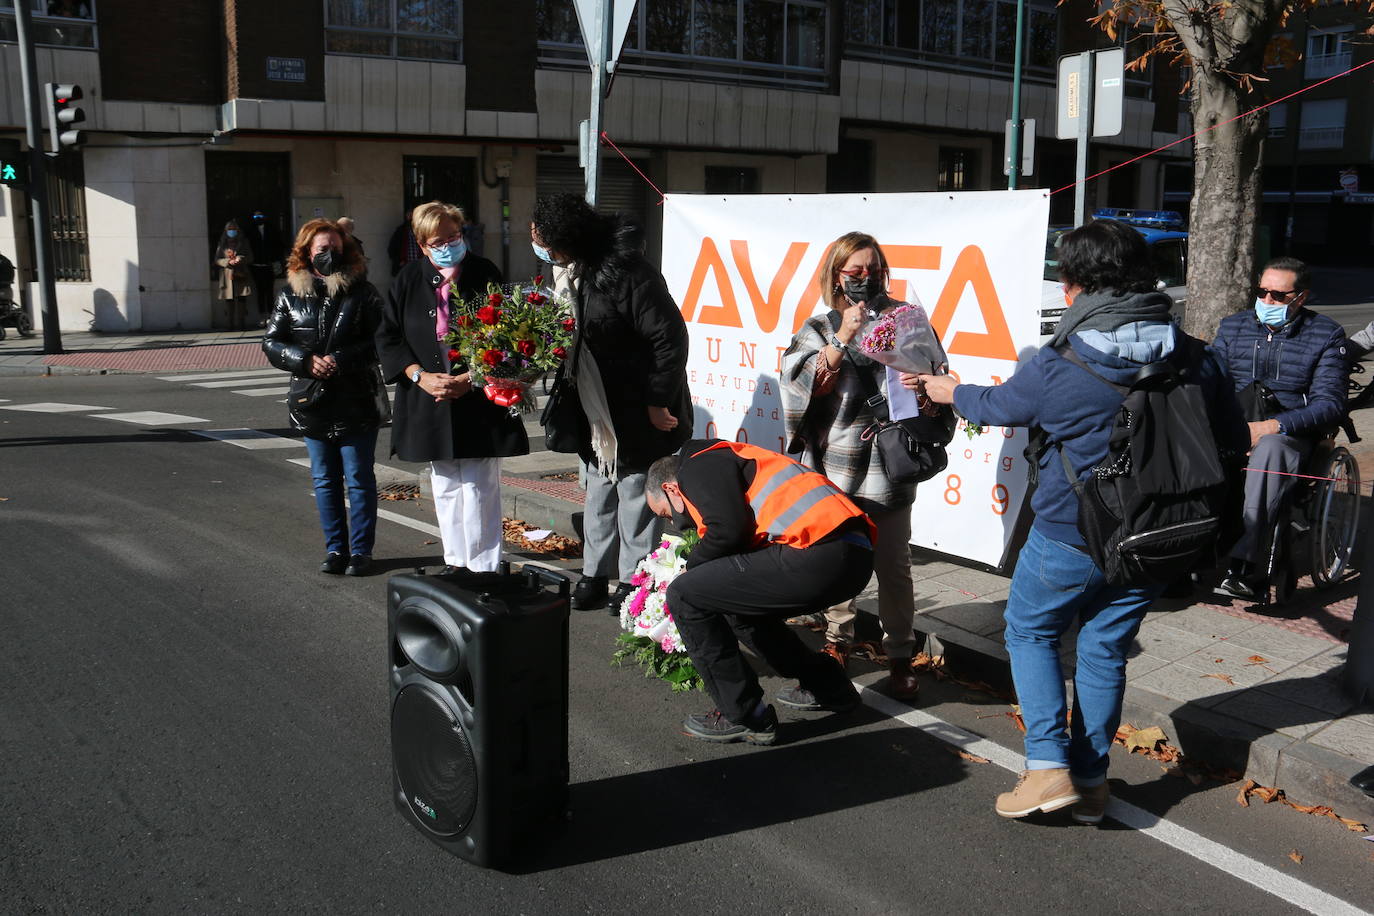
[611,634,705,693]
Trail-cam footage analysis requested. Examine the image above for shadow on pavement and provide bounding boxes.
[0,430,211,448]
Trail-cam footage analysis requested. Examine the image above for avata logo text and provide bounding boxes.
[678,239,1016,361]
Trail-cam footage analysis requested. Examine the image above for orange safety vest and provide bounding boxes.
[680,441,877,549]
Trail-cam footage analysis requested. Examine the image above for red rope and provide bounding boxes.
[1051,57,1374,196]
[599,131,666,204]
[1246,465,1369,491]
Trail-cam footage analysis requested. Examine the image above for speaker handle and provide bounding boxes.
[524,566,571,597]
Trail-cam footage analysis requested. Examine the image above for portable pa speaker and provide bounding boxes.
[387,564,570,869]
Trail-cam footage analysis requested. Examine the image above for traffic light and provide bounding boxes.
[45,83,85,151]
[0,138,27,187]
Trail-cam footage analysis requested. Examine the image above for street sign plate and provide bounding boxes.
[1003,119,1036,176]
[1092,47,1124,138]
[572,0,636,69]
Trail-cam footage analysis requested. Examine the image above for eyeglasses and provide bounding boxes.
[426,233,463,248]
[838,267,875,279]
[1255,287,1299,303]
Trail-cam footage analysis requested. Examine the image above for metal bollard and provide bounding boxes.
[1344,534,1374,704]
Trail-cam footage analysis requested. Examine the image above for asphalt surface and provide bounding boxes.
[3,374,1374,914]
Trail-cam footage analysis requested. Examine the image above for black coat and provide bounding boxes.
[376,256,529,462]
[576,255,692,470]
[262,266,383,439]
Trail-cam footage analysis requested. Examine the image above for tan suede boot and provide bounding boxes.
[995,768,1080,818]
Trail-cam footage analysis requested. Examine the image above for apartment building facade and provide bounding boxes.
[0,0,1186,332]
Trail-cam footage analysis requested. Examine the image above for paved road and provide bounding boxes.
[3,372,1373,914]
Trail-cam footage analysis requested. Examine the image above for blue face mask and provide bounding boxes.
[226,229,239,238]
[532,242,560,265]
[1255,299,1291,326]
[428,238,467,268]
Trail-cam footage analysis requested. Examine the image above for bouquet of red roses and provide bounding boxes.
[444,276,575,411]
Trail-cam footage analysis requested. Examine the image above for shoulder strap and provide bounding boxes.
[844,350,891,424]
[1055,342,1128,396]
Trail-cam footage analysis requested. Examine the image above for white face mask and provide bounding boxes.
[1255,299,1291,326]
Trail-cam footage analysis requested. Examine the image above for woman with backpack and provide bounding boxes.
[913,219,1246,826]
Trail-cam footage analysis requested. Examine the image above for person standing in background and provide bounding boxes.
[214,219,256,331]
[248,209,284,327]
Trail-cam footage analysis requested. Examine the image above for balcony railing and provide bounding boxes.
[1298,126,1345,150]
[1304,51,1351,80]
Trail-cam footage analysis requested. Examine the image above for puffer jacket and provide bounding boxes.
[263,264,384,439]
[1210,307,1349,436]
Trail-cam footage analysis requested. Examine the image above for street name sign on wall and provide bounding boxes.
[662,191,1051,568]
[266,57,306,83]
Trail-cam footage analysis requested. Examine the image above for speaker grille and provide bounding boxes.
[392,685,478,837]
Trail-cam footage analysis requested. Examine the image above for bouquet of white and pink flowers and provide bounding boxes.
[611,532,703,693]
[856,298,945,375]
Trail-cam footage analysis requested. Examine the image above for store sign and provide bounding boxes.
[266,57,306,83]
[661,191,1050,568]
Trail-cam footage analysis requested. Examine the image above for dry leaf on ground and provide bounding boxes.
[1288,850,1303,864]
[1122,725,1168,753]
[944,746,990,764]
[1201,673,1237,686]
[1246,655,1270,665]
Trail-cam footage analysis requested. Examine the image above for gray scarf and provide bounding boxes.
[1050,288,1173,347]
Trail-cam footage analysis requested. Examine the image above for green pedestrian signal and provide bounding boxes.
[0,138,27,187]
[2,165,15,181]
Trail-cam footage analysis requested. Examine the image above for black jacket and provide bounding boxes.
[376,256,529,462]
[262,265,383,439]
[574,230,692,470]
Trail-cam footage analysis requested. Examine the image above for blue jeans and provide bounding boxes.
[304,431,378,557]
[1003,527,1160,782]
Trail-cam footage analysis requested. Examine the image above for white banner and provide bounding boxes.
[661,190,1050,568]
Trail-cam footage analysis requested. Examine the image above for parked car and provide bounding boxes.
[1039,208,1189,337]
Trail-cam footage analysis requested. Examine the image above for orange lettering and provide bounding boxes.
[738,341,756,369]
[680,238,743,328]
[882,245,941,304]
[929,246,1016,362]
[789,241,836,333]
[731,240,807,334]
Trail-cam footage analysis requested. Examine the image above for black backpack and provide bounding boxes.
[1053,336,1228,587]
[0,255,13,286]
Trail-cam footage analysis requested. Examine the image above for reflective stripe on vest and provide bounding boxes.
[689,441,875,549]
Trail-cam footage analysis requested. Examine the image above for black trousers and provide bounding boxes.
[251,266,275,317]
[667,539,875,722]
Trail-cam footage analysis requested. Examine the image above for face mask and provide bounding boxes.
[226,229,239,238]
[311,250,338,276]
[669,504,694,532]
[253,214,265,223]
[532,242,567,266]
[429,239,467,269]
[841,274,881,303]
[1255,300,1291,326]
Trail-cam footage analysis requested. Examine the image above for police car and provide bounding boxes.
[1039,208,1189,338]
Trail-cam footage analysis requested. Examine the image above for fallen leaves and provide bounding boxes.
[1201,673,1237,686]
[1122,725,1168,754]
[1235,779,1369,833]
[944,746,991,764]
[1288,850,1303,865]
[501,518,581,558]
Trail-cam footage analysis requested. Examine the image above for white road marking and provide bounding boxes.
[192,429,304,449]
[190,377,288,389]
[858,688,1369,916]
[232,386,291,397]
[375,506,441,537]
[93,411,207,426]
[0,402,113,413]
[158,369,281,382]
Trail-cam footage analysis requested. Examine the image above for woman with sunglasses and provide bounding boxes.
[779,231,932,703]
[376,201,528,574]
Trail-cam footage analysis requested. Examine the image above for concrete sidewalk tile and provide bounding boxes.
[1303,644,1351,674]
[1172,641,1300,687]
[909,557,966,580]
[1253,664,1358,717]
[1131,661,1243,707]
[1124,652,1172,679]
[929,567,1011,598]
[1131,623,1221,661]
[1155,605,1257,639]
[1121,686,1288,783]
[1305,713,1374,762]
[1274,738,1374,815]
[933,601,1008,637]
[1221,625,1339,667]
[1209,689,1333,740]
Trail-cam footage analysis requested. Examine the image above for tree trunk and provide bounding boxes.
[1179,65,1268,341]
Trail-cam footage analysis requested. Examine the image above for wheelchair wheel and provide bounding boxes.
[1309,446,1361,588]
[16,311,32,337]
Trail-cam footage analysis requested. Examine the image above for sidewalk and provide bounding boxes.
[10,327,1374,817]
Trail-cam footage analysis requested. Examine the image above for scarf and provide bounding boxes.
[1049,288,1173,348]
[553,264,618,478]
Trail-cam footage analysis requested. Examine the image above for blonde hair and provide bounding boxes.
[820,231,890,311]
[411,201,465,246]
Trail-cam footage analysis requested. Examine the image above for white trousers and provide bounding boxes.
[430,457,503,572]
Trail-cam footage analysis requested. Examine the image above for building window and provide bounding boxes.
[1304,28,1351,80]
[846,0,896,46]
[325,0,461,62]
[845,0,1057,73]
[0,0,97,49]
[1267,102,1287,138]
[705,166,761,193]
[938,147,978,191]
[536,0,828,88]
[1298,98,1346,150]
[46,152,90,282]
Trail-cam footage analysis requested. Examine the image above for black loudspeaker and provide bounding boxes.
[387,564,570,869]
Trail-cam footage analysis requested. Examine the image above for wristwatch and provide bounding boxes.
[409,367,423,384]
[828,334,846,351]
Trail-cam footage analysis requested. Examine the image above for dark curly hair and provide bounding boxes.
[531,192,645,293]
[1056,218,1156,296]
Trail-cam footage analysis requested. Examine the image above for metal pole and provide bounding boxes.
[1007,0,1026,190]
[1346,536,1374,704]
[584,0,613,208]
[1073,51,1095,227]
[14,2,62,353]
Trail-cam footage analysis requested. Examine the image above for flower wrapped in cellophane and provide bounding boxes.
[611,532,703,692]
[855,297,945,375]
[444,276,574,413]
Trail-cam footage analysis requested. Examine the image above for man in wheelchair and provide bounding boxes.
[1210,257,1351,600]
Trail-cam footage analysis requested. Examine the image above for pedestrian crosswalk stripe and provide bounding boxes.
[157,369,281,382]
[192,429,304,449]
[94,411,208,426]
[190,377,286,389]
[233,386,291,396]
[0,402,114,413]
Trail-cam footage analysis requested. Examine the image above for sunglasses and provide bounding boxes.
[838,267,876,279]
[1255,287,1300,303]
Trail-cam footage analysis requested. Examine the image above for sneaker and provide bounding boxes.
[995,768,1081,818]
[320,552,347,575]
[681,705,778,745]
[345,555,372,577]
[1214,576,1258,601]
[1071,781,1110,825]
[571,575,609,611]
[607,582,635,616]
[775,683,861,713]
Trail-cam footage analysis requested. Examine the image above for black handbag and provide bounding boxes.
[540,281,589,454]
[851,355,954,485]
[288,375,328,408]
[1236,379,1283,422]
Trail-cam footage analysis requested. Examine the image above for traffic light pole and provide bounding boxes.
[14,2,63,354]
